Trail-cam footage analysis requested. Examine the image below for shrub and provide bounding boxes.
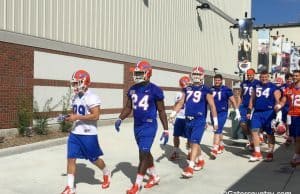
[33,98,61,135]
[59,88,73,132]
[16,96,33,136]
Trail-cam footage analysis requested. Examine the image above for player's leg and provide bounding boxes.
[249,112,263,162]
[210,111,227,159]
[127,125,158,193]
[290,116,300,167]
[240,105,253,150]
[80,135,111,189]
[182,118,206,178]
[62,133,79,194]
[170,118,184,160]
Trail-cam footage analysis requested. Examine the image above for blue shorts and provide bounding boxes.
[211,111,227,134]
[239,105,249,123]
[67,133,103,162]
[134,122,158,153]
[185,117,206,144]
[251,110,275,135]
[173,118,186,137]
[289,116,300,137]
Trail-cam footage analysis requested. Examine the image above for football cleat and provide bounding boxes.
[126,184,141,194]
[249,152,263,162]
[170,151,180,161]
[210,149,218,160]
[182,167,194,178]
[61,186,75,194]
[101,173,111,189]
[217,145,225,154]
[265,152,273,162]
[144,175,160,188]
[194,160,205,171]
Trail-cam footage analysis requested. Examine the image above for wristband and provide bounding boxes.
[275,104,282,110]
[213,117,218,126]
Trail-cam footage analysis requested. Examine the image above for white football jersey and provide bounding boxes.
[70,90,101,135]
[174,92,185,119]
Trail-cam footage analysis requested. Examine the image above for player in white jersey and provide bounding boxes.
[61,70,110,194]
[169,75,191,160]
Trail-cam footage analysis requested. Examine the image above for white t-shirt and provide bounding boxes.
[174,92,185,119]
[71,90,101,135]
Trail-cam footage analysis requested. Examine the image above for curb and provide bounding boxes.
[0,137,67,158]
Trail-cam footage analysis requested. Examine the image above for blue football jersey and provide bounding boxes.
[211,85,233,112]
[127,82,164,126]
[184,85,212,118]
[253,82,279,111]
[240,79,260,107]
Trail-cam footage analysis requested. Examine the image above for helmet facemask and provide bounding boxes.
[133,70,147,83]
[191,72,204,83]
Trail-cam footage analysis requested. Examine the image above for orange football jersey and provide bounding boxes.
[284,85,300,116]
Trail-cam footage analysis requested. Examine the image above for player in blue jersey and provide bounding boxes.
[247,70,282,162]
[169,75,191,161]
[114,61,169,194]
[239,68,260,150]
[170,66,218,178]
[209,74,241,159]
[61,70,111,194]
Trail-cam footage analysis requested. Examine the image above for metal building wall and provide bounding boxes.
[0,0,250,75]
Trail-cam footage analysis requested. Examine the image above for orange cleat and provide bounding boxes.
[210,149,218,160]
[126,184,141,194]
[249,152,262,162]
[101,173,111,189]
[194,160,205,171]
[265,152,273,162]
[144,175,160,188]
[61,186,75,194]
[182,166,194,178]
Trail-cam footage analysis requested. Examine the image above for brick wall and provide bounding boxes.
[0,41,34,129]
[0,41,238,130]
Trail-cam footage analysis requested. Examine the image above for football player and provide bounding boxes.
[277,70,300,167]
[239,68,260,150]
[247,70,281,162]
[114,61,169,194]
[209,74,241,159]
[61,70,111,194]
[170,66,218,178]
[283,73,294,145]
[169,75,191,160]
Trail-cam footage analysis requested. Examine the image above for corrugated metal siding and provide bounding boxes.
[0,0,251,74]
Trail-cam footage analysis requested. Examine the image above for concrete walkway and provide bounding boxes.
[0,120,299,194]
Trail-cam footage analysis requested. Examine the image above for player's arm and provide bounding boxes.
[169,92,185,120]
[273,89,282,112]
[247,88,256,119]
[207,93,217,119]
[172,92,185,113]
[156,100,168,131]
[207,93,218,129]
[66,105,100,122]
[118,97,133,120]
